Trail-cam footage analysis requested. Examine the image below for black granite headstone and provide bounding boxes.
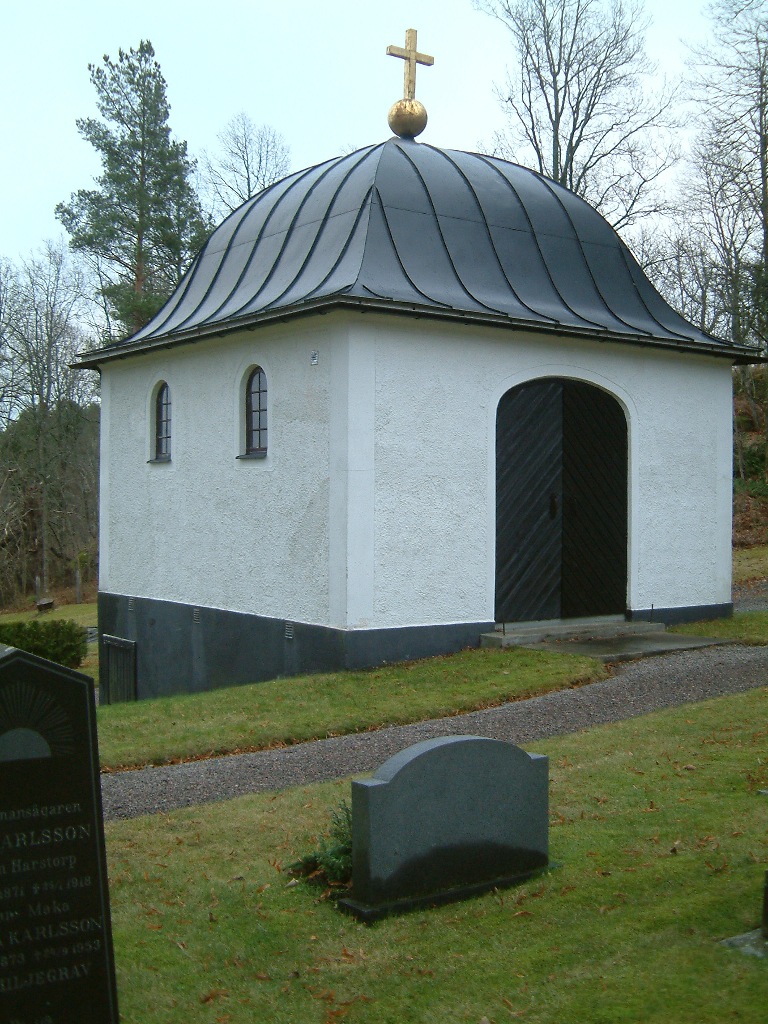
[0,644,119,1024]
[340,735,549,921]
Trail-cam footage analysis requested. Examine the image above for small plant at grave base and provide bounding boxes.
[287,800,353,894]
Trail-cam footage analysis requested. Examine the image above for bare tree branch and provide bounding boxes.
[201,112,290,220]
[475,0,679,230]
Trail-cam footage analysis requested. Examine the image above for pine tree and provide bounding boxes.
[56,40,209,337]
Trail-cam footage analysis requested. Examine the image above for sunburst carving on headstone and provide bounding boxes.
[0,680,76,761]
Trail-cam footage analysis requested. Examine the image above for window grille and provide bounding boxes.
[155,382,171,460]
[245,367,267,454]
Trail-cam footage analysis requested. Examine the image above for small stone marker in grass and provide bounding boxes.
[0,645,119,1023]
[720,869,768,958]
[339,735,549,921]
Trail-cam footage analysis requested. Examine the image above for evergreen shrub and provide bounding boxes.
[0,619,88,669]
[288,801,353,891]
[737,440,767,480]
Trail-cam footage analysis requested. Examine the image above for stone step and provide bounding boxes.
[480,615,664,648]
[519,632,729,663]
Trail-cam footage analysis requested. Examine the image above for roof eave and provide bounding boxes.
[73,295,764,369]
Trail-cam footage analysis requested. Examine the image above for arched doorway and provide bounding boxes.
[495,378,628,622]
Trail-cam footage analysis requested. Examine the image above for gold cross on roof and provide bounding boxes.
[387,28,434,101]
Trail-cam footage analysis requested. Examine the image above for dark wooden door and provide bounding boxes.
[495,379,627,622]
[495,380,563,621]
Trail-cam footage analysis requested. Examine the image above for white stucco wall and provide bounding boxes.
[99,310,733,630]
[100,320,337,623]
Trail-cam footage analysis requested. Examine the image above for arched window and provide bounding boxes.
[245,367,267,455]
[155,382,171,460]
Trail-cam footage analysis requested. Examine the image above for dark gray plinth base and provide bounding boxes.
[628,602,733,625]
[98,592,493,701]
[337,863,554,923]
[720,929,768,958]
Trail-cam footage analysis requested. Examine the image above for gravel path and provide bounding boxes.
[101,644,768,821]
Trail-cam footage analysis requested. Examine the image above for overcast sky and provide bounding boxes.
[1,0,711,262]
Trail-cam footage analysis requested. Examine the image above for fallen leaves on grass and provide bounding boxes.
[502,997,528,1017]
[200,988,229,1004]
[305,987,372,1022]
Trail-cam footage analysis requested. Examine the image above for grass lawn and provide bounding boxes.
[0,601,97,627]
[733,544,768,584]
[670,611,768,644]
[96,647,608,771]
[105,686,768,1024]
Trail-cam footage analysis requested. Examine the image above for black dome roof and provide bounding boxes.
[90,137,752,362]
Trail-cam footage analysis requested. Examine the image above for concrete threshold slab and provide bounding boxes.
[518,632,732,663]
[482,617,664,648]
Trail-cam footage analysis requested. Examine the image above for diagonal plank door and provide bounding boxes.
[496,380,563,622]
[496,379,627,623]
[561,381,628,617]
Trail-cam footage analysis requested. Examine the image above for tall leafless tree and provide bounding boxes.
[689,0,768,336]
[0,258,20,430]
[201,112,290,220]
[0,241,99,600]
[648,2,768,479]
[652,130,757,343]
[475,0,678,231]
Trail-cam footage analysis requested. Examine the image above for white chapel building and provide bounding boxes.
[80,97,755,700]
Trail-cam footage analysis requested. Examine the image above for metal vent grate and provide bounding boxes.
[284,622,294,640]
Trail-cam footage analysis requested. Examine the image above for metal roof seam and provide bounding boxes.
[195,145,384,331]
[127,224,218,342]
[427,144,560,325]
[193,162,333,331]
[238,153,382,315]
[131,162,324,342]
[394,142,509,316]
[142,198,266,340]
[202,170,299,257]
[528,167,654,338]
[364,186,455,309]
[264,185,377,306]
[177,169,323,325]
[617,242,735,349]
[473,153,606,332]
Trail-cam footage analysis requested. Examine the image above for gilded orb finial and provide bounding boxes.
[386,28,433,139]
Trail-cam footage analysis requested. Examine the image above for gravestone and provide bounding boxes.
[340,735,549,921]
[0,644,119,1023]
